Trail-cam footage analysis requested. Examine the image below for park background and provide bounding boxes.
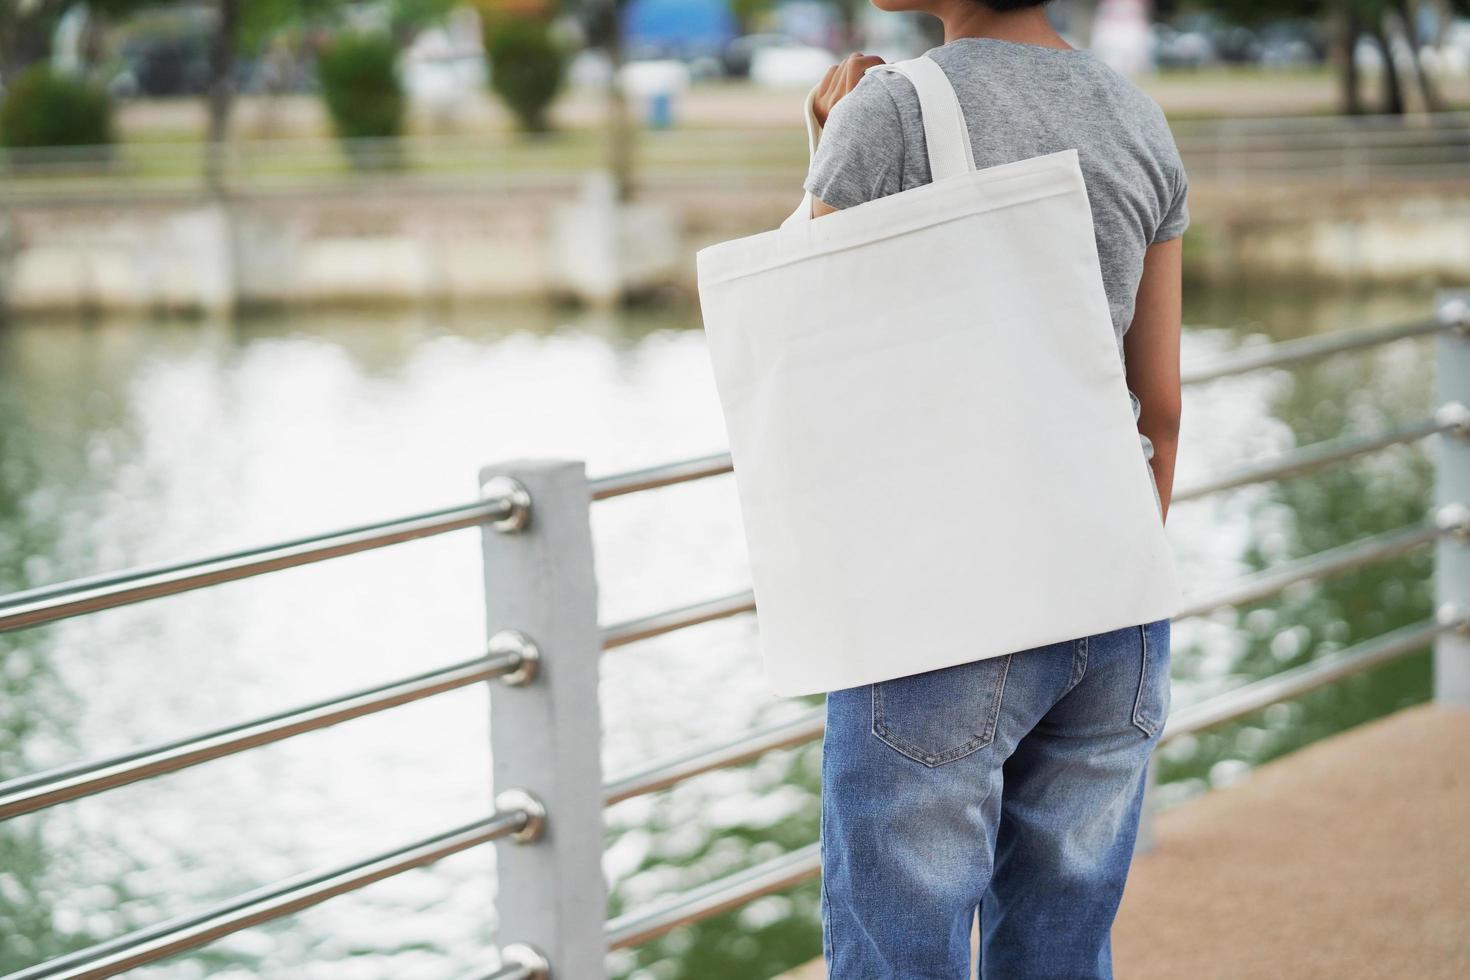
[1,1,1468,978]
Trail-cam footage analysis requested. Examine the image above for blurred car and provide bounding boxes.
[109,31,210,97]
[1151,22,1216,69]
[1172,13,1261,64]
[101,4,216,99]
[1258,20,1328,69]
[1438,18,1470,76]
[723,33,796,79]
[619,58,691,99]
[399,12,487,111]
[568,48,615,89]
[749,44,836,89]
[1354,31,1417,74]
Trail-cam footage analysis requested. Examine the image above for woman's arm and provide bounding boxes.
[1124,237,1184,523]
[809,53,885,218]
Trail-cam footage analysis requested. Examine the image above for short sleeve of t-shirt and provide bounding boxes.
[803,72,908,209]
[1153,163,1190,243]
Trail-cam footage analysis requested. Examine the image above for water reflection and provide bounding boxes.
[0,284,1443,978]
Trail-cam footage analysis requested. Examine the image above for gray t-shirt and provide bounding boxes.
[804,37,1190,462]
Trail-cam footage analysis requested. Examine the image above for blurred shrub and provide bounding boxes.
[317,32,405,166]
[0,67,112,150]
[486,16,565,133]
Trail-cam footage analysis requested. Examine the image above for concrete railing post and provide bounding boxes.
[479,459,607,978]
[1435,290,1470,706]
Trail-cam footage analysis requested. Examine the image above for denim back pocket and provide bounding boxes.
[1131,618,1172,738]
[871,654,1013,768]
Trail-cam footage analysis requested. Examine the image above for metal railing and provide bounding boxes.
[1,111,1466,206]
[0,650,530,821]
[0,495,523,633]
[1171,111,1470,187]
[9,812,538,980]
[2,291,1467,978]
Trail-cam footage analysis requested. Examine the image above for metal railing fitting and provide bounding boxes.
[9,806,541,980]
[1436,503,1470,541]
[1435,399,1470,438]
[488,629,541,686]
[494,789,548,845]
[481,476,533,532]
[1440,294,1470,331]
[475,944,552,980]
[1437,602,1470,634]
[0,646,530,822]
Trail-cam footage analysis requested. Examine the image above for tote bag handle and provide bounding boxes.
[782,54,976,233]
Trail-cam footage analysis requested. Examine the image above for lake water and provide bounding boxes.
[0,283,1444,979]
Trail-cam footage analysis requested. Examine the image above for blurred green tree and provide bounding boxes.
[0,63,111,150]
[485,14,567,132]
[317,31,406,166]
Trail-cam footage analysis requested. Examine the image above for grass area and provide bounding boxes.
[4,69,1465,196]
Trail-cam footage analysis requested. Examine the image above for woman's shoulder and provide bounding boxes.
[825,68,912,131]
[805,70,914,209]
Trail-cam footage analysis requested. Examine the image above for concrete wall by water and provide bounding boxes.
[1184,184,1470,287]
[1,180,1466,314]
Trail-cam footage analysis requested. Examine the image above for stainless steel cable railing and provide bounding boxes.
[1162,616,1464,740]
[1181,314,1460,385]
[1173,410,1466,503]
[9,807,541,980]
[0,497,521,633]
[588,452,734,500]
[597,519,1457,814]
[605,842,823,951]
[597,439,1466,666]
[1175,520,1451,619]
[0,453,742,635]
[601,589,756,650]
[604,708,826,806]
[596,613,1467,947]
[0,647,531,821]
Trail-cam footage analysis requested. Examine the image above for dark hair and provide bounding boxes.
[973,0,1053,10]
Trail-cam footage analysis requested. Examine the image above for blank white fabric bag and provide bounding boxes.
[696,55,1182,698]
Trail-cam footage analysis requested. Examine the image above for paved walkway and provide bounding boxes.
[783,703,1470,979]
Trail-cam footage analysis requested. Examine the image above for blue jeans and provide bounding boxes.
[820,619,1171,979]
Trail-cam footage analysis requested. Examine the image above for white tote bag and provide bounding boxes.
[696,55,1182,697]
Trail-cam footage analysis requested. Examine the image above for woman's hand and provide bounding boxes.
[813,53,886,127]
